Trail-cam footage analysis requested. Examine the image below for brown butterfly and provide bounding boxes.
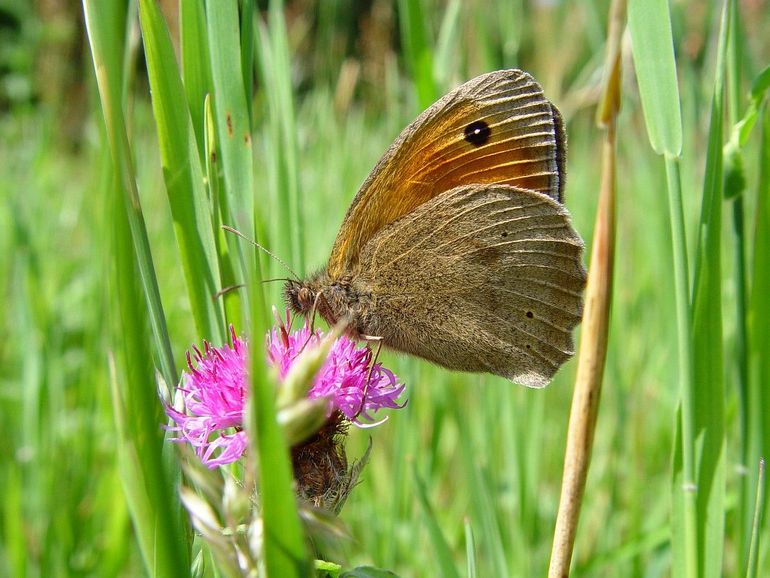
[285,69,586,387]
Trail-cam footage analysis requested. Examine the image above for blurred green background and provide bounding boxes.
[1,0,769,576]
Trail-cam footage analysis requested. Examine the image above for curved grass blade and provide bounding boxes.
[82,0,176,393]
[83,2,189,573]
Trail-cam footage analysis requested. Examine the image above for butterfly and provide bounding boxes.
[285,69,586,387]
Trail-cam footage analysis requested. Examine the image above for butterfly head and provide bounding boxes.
[284,279,316,317]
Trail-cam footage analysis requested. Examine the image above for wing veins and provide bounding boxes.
[373,194,515,270]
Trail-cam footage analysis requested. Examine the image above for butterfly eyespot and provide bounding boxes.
[501,231,508,238]
[464,120,491,146]
[526,344,531,349]
[526,311,534,318]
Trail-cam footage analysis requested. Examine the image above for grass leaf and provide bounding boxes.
[628,0,683,156]
[138,0,225,344]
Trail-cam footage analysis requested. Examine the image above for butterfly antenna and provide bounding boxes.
[222,225,300,280]
[213,283,245,300]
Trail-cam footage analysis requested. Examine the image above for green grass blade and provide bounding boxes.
[748,99,770,577]
[629,0,699,575]
[247,276,311,577]
[453,393,510,577]
[180,0,213,160]
[83,1,189,575]
[206,0,256,240]
[204,95,242,327]
[412,464,462,578]
[464,518,477,578]
[746,459,766,578]
[666,156,698,578]
[254,0,305,273]
[689,3,729,576]
[628,0,683,156]
[138,0,225,344]
[206,3,309,575]
[433,0,462,91]
[240,0,255,127]
[108,188,190,576]
[82,0,176,391]
[396,0,436,108]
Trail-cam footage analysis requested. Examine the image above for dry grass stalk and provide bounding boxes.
[547,0,624,576]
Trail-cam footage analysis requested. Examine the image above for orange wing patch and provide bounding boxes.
[327,70,565,278]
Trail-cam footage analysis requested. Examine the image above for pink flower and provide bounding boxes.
[165,320,406,468]
[164,327,249,468]
[266,321,406,424]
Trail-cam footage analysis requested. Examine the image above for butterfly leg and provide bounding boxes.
[355,337,383,420]
[294,291,327,356]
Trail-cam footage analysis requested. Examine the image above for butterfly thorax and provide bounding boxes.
[284,270,372,338]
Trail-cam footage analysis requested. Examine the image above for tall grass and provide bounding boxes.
[1,1,768,576]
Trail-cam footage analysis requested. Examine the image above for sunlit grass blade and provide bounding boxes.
[205,95,242,328]
[254,0,305,273]
[453,393,509,578]
[396,0,436,108]
[180,0,212,160]
[725,7,750,531]
[240,0,255,126]
[433,0,461,91]
[746,459,766,578]
[138,0,225,344]
[627,0,682,156]
[206,0,256,242]
[412,464,461,578]
[688,4,729,577]
[748,97,770,576]
[464,517,478,578]
[628,1,700,576]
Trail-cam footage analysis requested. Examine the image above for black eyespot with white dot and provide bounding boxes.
[464,120,491,146]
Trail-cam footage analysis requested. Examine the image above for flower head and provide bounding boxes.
[164,327,249,467]
[266,321,406,425]
[164,317,406,468]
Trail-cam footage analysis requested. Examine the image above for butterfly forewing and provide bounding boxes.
[327,69,566,278]
[356,184,585,387]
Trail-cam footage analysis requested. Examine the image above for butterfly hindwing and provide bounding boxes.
[355,184,585,387]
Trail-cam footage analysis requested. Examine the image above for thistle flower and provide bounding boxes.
[266,321,405,425]
[164,319,405,468]
[164,327,249,468]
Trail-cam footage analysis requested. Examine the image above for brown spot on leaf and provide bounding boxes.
[226,113,233,136]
